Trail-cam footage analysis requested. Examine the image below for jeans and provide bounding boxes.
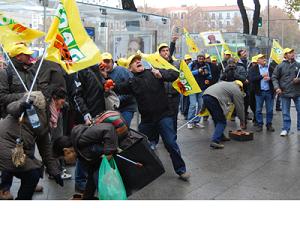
[180,94,190,119]
[75,159,88,192]
[281,96,300,132]
[138,117,186,175]
[0,171,13,192]
[121,111,134,128]
[203,95,226,143]
[187,93,203,123]
[255,90,274,126]
[10,169,41,200]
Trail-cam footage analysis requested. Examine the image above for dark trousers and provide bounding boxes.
[9,169,41,200]
[203,95,227,143]
[138,116,186,175]
[0,171,13,192]
[249,89,256,122]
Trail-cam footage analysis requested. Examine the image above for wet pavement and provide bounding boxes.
[6,107,300,200]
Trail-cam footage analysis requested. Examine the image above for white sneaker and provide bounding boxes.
[280,130,288,137]
[187,123,193,129]
[195,122,205,128]
[61,171,72,180]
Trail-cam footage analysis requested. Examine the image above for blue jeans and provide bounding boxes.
[75,159,88,193]
[121,111,134,128]
[281,96,300,132]
[187,93,203,123]
[255,90,274,126]
[138,117,186,175]
[203,95,226,143]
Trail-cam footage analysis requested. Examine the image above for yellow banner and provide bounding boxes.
[45,0,101,74]
[172,60,201,96]
[199,104,235,120]
[141,52,179,72]
[183,28,199,53]
[270,39,284,64]
[0,14,45,51]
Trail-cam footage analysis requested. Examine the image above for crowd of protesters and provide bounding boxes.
[0,39,299,200]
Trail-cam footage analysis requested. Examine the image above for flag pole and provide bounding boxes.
[215,45,225,72]
[19,44,48,122]
[0,44,28,92]
[177,115,199,131]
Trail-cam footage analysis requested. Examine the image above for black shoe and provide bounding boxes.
[220,135,231,142]
[276,108,282,111]
[266,124,275,132]
[210,142,224,149]
[255,126,263,132]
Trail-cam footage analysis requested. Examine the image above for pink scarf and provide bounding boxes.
[49,100,61,128]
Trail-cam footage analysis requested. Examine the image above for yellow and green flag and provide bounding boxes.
[172,60,201,96]
[141,52,179,72]
[0,13,45,50]
[183,28,199,53]
[199,103,235,120]
[270,39,284,64]
[45,0,101,74]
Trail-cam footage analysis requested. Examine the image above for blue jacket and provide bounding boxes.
[188,61,212,90]
[108,66,137,112]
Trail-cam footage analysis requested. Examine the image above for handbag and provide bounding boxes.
[98,156,127,200]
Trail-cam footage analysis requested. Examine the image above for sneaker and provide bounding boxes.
[266,125,275,132]
[187,123,193,129]
[61,171,72,180]
[34,185,44,193]
[194,122,205,128]
[210,142,224,149]
[280,130,288,137]
[255,126,263,132]
[179,172,190,182]
[0,190,13,200]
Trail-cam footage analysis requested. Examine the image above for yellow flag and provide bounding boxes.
[0,13,45,51]
[45,0,101,74]
[141,52,179,72]
[199,103,235,120]
[270,39,284,64]
[183,28,199,53]
[172,60,201,96]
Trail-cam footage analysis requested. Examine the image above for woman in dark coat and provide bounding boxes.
[0,91,63,200]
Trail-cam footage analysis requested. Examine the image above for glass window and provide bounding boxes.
[219,13,222,19]
[211,13,215,19]
[227,12,230,19]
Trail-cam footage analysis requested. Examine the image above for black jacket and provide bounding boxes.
[72,65,106,119]
[0,58,36,117]
[248,64,274,96]
[115,69,178,122]
[208,62,220,85]
[36,59,67,101]
[71,123,118,163]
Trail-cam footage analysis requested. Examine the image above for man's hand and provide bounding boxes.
[263,76,270,81]
[152,68,162,79]
[172,35,179,42]
[104,79,115,92]
[276,88,282,95]
[293,78,300,84]
[198,68,203,74]
[205,80,210,85]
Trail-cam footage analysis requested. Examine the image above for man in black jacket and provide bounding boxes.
[112,54,190,181]
[248,54,275,132]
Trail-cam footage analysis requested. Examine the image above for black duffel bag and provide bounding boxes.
[115,129,165,196]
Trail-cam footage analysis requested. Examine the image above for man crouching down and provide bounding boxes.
[53,123,118,200]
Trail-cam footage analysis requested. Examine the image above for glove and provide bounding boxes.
[20,100,33,113]
[104,79,115,91]
[54,174,64,187]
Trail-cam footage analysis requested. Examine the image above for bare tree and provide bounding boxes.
[237,0,250,34]
[251,0,261,35]
[121,0,137,11]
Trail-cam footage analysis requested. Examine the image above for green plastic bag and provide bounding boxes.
[98,156,127,200]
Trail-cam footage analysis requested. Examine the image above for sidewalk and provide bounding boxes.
[7,108,300,200]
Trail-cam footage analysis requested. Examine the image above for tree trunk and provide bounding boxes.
[251,0,261,35]
[237,0,250,34]
[121,0,137,11]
